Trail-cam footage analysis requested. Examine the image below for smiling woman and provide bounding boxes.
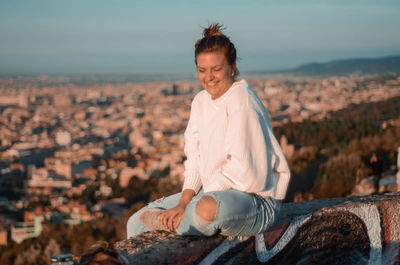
[195,24,237,100]
[196,52,234,100]
[126,23,291,239]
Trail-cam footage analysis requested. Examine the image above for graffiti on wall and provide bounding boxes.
[116,196,400,265]
[197,199,400,265]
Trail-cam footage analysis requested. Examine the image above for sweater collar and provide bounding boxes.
[209,79,246,106]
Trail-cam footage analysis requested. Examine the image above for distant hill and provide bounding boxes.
[261,55,400,77]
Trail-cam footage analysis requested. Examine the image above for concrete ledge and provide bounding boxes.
[115,193,400,264]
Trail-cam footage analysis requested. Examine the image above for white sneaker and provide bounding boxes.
[138,209,168,231]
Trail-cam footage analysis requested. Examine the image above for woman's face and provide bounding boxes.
[196,51,235,100]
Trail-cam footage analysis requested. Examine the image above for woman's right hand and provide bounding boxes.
[158,188,196,232]
[158,204,186,231]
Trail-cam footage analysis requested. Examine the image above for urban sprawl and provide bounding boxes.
[1,74,400,246]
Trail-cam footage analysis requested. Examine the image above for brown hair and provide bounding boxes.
[195,23,239,77]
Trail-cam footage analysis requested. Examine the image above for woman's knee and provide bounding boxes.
[176,196,219,236]
[195,195,218,222]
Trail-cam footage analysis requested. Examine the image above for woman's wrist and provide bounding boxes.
[176,203,188,209]
[179,189,196,208]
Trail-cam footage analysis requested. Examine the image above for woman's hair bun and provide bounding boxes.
[203,23,225,38]
[195,22,238,77]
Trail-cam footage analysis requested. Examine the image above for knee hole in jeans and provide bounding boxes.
[195,195,218,222]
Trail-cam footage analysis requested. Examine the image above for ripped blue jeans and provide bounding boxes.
[126,189,280,238]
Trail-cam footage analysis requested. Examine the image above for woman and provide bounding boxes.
[126,24,290,238]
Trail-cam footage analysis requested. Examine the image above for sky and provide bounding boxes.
[0,0,399,75]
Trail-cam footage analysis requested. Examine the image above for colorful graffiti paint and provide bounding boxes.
[253,197,400,265]
[115,194,400,265]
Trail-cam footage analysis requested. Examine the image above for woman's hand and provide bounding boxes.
[158,189,196,232]
[158,204,186,231]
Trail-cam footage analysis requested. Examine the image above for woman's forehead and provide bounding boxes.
[196,52,228,66]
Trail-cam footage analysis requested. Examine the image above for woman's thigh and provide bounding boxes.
[178,190,280,237]
[146,192,183,210]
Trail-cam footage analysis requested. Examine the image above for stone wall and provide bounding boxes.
[114,193,400,265]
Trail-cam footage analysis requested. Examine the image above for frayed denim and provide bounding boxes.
[126,189,280,239]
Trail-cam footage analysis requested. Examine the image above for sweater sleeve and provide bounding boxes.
[182,98,203,193]
[206,105,270,193]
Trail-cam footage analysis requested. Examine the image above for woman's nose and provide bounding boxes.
[207,71,214,81]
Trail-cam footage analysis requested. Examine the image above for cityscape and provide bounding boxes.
[0,73,400,257]
[1,0,400,263]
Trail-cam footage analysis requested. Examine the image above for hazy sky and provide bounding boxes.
[1,0,399,75]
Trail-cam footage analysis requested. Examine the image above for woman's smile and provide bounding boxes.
[196,51,235,100]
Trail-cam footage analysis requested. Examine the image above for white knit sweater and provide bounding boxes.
[182,80,291,200]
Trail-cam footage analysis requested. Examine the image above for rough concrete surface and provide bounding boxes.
[114,193,400,265]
